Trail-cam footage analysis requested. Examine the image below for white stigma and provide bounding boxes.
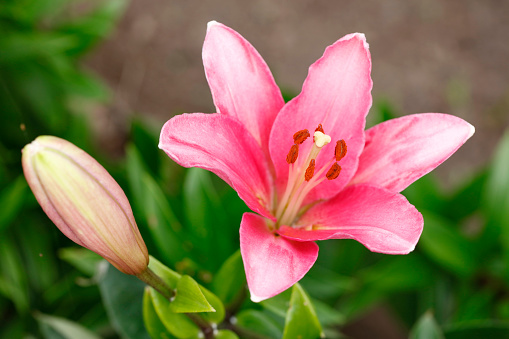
[314,131,331,148]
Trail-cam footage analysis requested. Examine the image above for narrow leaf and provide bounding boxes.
[143,287,175,339]
[410,311,445,339]
[282,283,323,339]
[35,312,100,339]
[170,275,215,313]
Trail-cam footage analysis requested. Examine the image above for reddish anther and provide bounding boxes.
[335,139,347,161]
[315,124,324,133]
[286,144,299,164]
[326,163,342,180]
[293,129,310,144]
[305,159,316,181]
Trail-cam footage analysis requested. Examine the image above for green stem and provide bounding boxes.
[136,268,215,339]
[136,267,175,299]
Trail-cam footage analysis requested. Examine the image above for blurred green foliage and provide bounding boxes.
[2,0,509,338]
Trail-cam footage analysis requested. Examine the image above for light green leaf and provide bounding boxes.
[282,283,323,339]
[236,309,283,339]
[170,275,215,313]
[419,211,476,276]
[410,311,444,339]
[143,287,175,339]
[211,250,246,306]
[35,312,100,339]
[215,330,239,339]
[148,256,225,324]
[98,262,150,339]
[149,287,200,339]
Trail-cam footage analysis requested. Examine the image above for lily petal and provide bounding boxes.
[278,185,423,254]
[269,33,373,204]
[159,113,273,218]
[203,21,285,158]
[240,213,319,302]
[350,113,475,192]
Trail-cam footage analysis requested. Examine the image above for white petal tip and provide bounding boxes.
[467,123,475,139]
[207,20,220,31]
[249,293,265,303]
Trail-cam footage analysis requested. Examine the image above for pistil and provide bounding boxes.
[276,126,348,228]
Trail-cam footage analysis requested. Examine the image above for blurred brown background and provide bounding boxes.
[85,0,509,187]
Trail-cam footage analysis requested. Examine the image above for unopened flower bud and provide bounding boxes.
[22,136,149,275]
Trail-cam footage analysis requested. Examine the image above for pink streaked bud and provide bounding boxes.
[22,136,149,275]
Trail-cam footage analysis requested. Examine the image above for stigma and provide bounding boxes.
[277,124,348,227]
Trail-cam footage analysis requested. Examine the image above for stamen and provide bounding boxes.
[326,163,342,180]
[335,140,347,161]
[286,144,299,164]
[305,159,315,181]
[315,124,324,133]
[293,130,310,144]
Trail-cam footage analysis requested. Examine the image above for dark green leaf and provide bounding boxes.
[419,211,476,276]
[282,283,323,339]
[59,247,102,276]
[0,176,27,233]
[98,262,150,339]
[444,321,509,339]
[236,309,283,339]
[211,250,246,306]
[0,236,29,314]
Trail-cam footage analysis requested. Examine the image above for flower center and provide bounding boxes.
[275,124,347,227]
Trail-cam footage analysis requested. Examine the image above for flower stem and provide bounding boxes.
[136,267,175,299]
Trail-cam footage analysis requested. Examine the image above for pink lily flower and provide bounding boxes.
[159,21,474,302]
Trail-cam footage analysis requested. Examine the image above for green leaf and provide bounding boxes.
[170,275,215,313]
[35,312,100,339]
[98,262,150,339]
[59,247,102,276]
[148,256,225,324]
[183,168,231,261]
[236,309,283,339]
[0,176,27,233]
[419,211,476,276]
[0,236,29,314]
[444,321,509,339]
[126,145,183,265]
[282,283,323,339]
[215,330,239,339]
[410,311,444,339]
[149,287,200,339]
[211,250,246,306]
[143,287,175,339]
[482,129,509,257]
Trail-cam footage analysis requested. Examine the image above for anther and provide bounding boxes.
[286,144,299,164]
[335,140,347,161]
[305,159,315,181]
[326,163,342,180]
[315,124,324,134]
[293,130,310,144]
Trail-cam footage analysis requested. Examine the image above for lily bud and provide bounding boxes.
[22,136,149,275]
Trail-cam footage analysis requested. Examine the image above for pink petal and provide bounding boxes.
[269,33,373,204]
[350,113,475,192]
[203,21,285,159]
[278,185,423,254]
[159,113,274,219]
[240,213,318,302]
